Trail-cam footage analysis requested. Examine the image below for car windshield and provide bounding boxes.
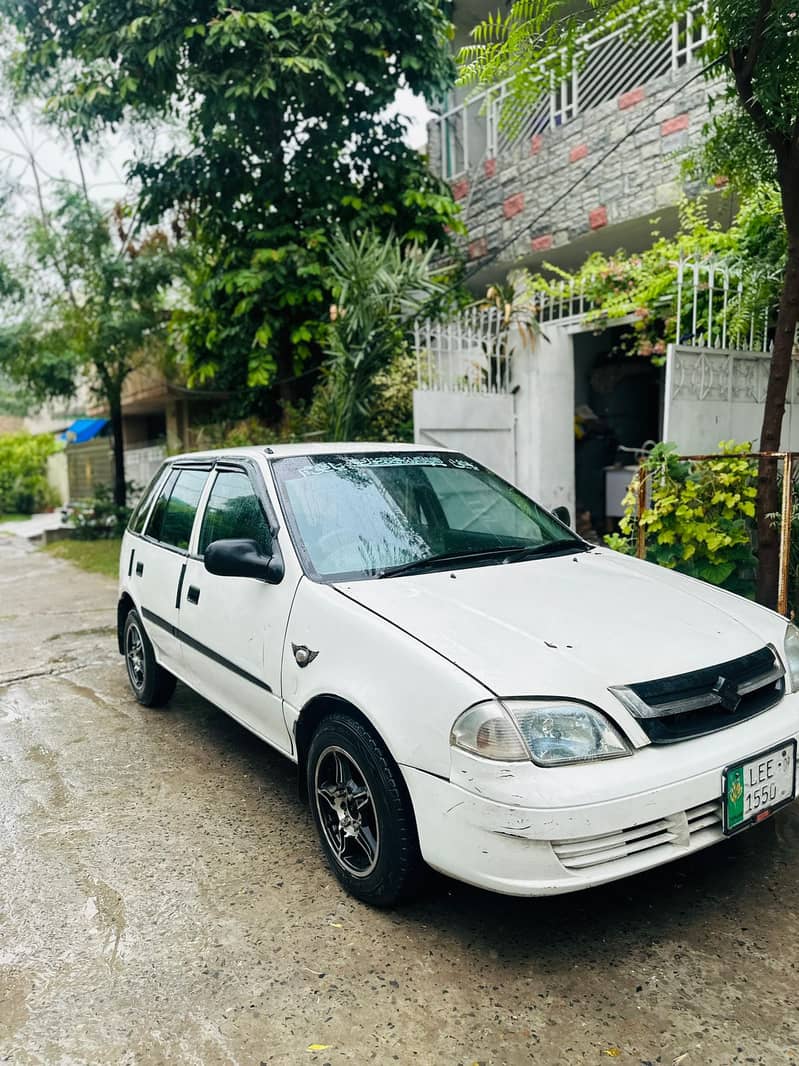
[271,452,584,581]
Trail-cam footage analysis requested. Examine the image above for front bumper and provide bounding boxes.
[401,709,799,897]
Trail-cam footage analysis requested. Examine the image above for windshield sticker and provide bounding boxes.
[289,454,458,479]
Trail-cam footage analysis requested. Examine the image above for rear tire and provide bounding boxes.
[307,712,424,907]
[123,609,177,708]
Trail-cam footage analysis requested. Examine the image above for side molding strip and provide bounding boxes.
[141,606,273,693]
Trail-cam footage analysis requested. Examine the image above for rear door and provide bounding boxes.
[178,460,297,754]
[132,465,211,669]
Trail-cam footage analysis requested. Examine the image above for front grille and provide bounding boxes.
[552,800,722,872]
[617,645,784,744]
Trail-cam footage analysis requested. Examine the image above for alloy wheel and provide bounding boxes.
[314,745,380,877]
[125,620,146,692]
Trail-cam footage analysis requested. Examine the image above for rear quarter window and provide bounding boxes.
[146,468,209,550]
[128,466,169,535]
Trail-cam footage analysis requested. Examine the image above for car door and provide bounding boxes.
[133,464,211,669]
[178,461,297,754]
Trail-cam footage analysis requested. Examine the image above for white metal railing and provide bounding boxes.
[529,257,776,350]
[413,306,513,393]
[436,5,708,181]
[413,292,597,394]
[674,258,776,354]
[125,440,166,496]
[415,258,783,394]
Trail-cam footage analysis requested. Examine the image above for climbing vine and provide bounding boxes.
[606,441,758,595]
[518,188,785,365]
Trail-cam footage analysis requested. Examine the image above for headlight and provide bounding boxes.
[449,702,529,761]
[784,624,799,693]
[450,699,631,766]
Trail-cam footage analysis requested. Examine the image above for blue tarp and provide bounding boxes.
[59,418,108,444]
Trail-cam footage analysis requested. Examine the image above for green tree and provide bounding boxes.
[459,0,799,609]
[0,1,462,417]
[0,191,175,505]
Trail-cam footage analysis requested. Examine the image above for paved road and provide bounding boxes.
[1,533,799,1066]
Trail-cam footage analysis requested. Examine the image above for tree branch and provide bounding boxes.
[740,0,772,84]
[72,137,91,208]
[727,46,786,158]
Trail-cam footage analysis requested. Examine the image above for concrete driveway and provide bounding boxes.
[1,532,798,1066]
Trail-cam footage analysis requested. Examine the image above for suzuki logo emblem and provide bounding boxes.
[713,675,741,713]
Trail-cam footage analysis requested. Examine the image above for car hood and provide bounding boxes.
[334,549,783,698]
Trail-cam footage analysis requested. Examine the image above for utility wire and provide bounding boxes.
[460,55,723,283]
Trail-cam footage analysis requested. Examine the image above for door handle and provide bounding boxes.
[175,563,187,608]
[187,585,200,605]
[135,561,144,577]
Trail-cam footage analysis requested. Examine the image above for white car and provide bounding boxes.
[118,444,799,906]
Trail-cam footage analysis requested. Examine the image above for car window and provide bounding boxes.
[147,468,209,550]
[272,452,576,580]
[128,466,168,535]
[145,470,177,542]
[198,470,271,555]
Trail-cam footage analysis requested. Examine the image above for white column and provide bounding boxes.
[509,322,575,514]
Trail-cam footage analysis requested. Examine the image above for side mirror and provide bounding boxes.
[552,505,572,528]
[204,538,284,584]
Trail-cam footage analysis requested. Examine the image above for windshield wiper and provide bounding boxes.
[378,546,521,578]
[504,538,590,561]
[377,539,588,578]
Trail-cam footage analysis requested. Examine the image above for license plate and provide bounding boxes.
[723,740,797,835]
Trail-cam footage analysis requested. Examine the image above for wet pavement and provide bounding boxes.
[1,532,799,1065]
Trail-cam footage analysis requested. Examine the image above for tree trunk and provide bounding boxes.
[109,390,126,508]
[275,330,299,407]
[756,235,799,608]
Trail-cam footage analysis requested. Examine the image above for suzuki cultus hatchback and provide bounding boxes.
[118,445,798,905]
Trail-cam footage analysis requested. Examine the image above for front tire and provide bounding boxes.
[123,609,177,708]
[307,712,424,907]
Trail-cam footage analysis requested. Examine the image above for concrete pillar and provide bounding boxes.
[165,399,181,454]
[509,322,575,515]
[46,451,69,506]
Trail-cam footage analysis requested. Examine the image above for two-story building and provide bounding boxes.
[432,4,716,281]
[413,4,786,534]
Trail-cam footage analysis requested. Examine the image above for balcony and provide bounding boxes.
[428,8,715,264]
[432,9,709,181]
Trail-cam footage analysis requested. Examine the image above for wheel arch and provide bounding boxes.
[295,694,395,802]
[117,592,136,654]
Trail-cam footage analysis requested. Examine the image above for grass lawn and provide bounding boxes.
[43,538,122,579]
[0,513,31,524]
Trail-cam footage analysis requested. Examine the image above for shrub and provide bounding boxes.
[0,431,59,514]
[363,350,416,442]
[189,403,326,450]
[606,440,757,596]
[70,484,134,539]
[189,348,417,449]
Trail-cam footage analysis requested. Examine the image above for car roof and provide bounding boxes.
[168,442,453,463]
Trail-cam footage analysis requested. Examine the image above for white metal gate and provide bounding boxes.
[125,442,167,498]
[413,309,517,482]
[413,391,516,482]
[663,344,799,453]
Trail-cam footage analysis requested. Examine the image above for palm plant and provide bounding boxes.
[324,229,445,441]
